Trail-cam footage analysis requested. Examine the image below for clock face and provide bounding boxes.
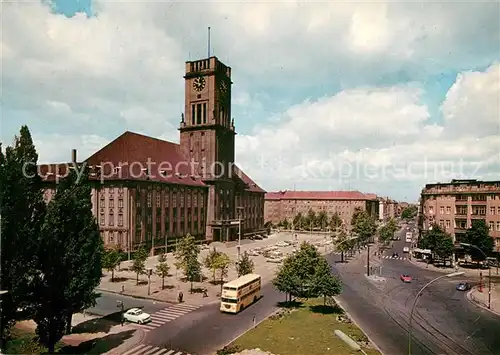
[193,76,206,91]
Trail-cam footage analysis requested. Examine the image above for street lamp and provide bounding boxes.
[146,268,153,296]
[408,271,464,355]
[237,207,244,261]
[460,242,491,309]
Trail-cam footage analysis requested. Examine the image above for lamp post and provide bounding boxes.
[460,242,491,309]
[237,207,244,261]
[408,271,464,355]
[146,268,152,296]
[367,235,375,276]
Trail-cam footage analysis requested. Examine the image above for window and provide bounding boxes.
[173,191,177,206]
[197,103,202,124]
[118,187,124,194]
[440,206,444,214]
[203,102,207,123]
[100,195,105,208]
[446,220,451,228]
[156,194,161,207]
[118,231,123,245]
[498,206,500,215]
[109,199,114,208]
[147,192,152,207]
[118,198,123,208]
[490,207,496,215]
[192,104,195,125]
[118,213,123,227]
[109,212,114,226]
[429,206,434,214]
[497,221,500,231]
[489,221,495,230]
[446,206,451,215]
[100,213,105,225]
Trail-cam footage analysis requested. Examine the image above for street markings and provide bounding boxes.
[382,255,407,260]
[132,303,201,332]
[121,344,191,355]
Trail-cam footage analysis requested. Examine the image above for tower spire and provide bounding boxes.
[208,27,211,58]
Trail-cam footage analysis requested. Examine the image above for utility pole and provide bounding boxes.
[367,243,371,276]
[237,207,243,261]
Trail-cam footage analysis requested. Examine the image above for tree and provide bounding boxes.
[306,209,316,230]
[433,235,454,264]
[311,257,342,305]
[378,219,398,246]
[185,254,202,292]
[273,256,301,303]
[418,224,454,265]
[317,211,328,230]
[204,247,221,283]
[330,213,342,230]
[102,247,121,282]
[34,163,103,349]
[351,209,377,245]
[0,126,47,347]
[293,212,304,230]
[401,206,418,220]
[236,251,255,277]
[463,219,494,261]
[334,227,350,262]
[130,245,148,285]
[155,254,170,290]
[214,252,231,293]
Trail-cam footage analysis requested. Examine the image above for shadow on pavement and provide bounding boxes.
[72,313,121,334]
[59,329,135,354]
[309,304,343,314]
[276,300,304,308]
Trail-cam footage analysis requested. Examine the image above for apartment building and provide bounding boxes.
[264,190,379,227]
[419,179,500,251]
[378,197,399,221]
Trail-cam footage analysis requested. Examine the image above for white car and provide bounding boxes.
[123,308,152,324]
[403,247,410,253]
[275,241,289,247]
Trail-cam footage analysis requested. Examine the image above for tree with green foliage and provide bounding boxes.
[334,227,350,262]
[293,212,304,230]
[102,247,121,282]
[433,235,454,264]
[0,126,47,349]
[273,255,301,303]
[378,218,398,245]
[185,254,202,292]
[401,205,418,220]
[236,251,255,277]
[351,209,377,245]
[34,161,103,350]
[174,234,202,291]
[311,257,342,305]
[204,247,221,283]
[463,219,494,261]
[330,213,342,230]
[214,252,231,293]
[155,254,170,289]
[130,245,149,285]
[316,211,328,230]
[305,209,316,230]
[418,224,454,264]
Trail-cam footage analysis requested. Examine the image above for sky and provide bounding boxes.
[1,0,499,202]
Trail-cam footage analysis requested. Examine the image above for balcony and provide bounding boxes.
[455,227,467,233]
[471,214,486,219]
[455,200,468,205]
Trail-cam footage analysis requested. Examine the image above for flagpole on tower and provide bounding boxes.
[208,27,211,58]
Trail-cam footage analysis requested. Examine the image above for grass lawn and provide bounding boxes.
[230,298,381,355]
[5,328,64,354]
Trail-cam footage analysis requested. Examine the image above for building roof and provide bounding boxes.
[264,190,377,201]
[38,131,265,193]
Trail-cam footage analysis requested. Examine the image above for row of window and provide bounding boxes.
[432,206,500,215]
[440,219,500,232]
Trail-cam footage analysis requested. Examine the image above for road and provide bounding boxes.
[332,225,500,355]
[88,290,170,316]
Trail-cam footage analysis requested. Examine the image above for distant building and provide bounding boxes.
[378,197,399,221]
[39,56,266,253]
[419,179,500,251]
[264,190,379,227]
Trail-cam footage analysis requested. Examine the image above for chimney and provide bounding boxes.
[71,149,77,163]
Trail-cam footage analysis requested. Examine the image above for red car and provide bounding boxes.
[400,274,412,283]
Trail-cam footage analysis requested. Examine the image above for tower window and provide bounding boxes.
[197,104,202,125]
[191,104,195,125]
[203,103,207,124]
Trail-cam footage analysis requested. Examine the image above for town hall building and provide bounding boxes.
[39,56,266,253]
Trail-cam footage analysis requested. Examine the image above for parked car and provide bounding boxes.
[123,308,152,324]
[400,274,412,283]
[403,247,410,253]
[456,282,471,291]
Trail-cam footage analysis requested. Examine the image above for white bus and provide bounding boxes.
[406,232,412,243]
[220,273,261,313]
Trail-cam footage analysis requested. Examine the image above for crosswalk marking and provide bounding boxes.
[122,344,191,355]
[382,255,407,260]
[130,303,202,332]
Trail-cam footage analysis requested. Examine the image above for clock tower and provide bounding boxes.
[179,56,236,240]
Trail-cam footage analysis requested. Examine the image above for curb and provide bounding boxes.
[104,328,146,355]
[334,297,385,355]
[96,288,177,304]
[466,287,500,317]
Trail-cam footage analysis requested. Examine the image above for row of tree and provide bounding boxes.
[401,205,418,220]
[275,209,344,231]
[1,126,103,352]
[378,218,398,245]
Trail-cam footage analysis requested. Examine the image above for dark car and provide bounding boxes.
[456,282,471,291]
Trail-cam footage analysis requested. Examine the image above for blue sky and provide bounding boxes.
[2,0,499,202]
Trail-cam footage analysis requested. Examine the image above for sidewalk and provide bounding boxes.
[407,257,500,278]
[99,232,330,305]
[467,283,500,317]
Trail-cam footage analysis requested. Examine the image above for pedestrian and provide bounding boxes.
[203,288,208,298]
[178,291,184,303]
